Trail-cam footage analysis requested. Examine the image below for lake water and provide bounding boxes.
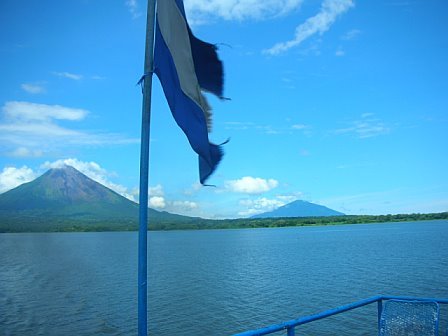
[1,221,448,335]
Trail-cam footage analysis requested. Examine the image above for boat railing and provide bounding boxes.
[233,295,448,336]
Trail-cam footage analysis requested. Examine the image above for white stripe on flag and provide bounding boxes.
[157,0,209,115]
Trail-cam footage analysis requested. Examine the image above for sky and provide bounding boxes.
[0,0,447,219]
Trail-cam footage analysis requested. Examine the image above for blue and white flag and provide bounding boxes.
[154,0,225,184]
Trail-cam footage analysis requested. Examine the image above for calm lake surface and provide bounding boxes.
[1,220,448,335]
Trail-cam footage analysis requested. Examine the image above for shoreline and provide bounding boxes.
[1,212,447,233]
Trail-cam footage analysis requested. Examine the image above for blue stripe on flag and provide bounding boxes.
[154,0,225,184]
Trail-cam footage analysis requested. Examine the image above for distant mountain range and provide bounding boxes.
[0,165,191,231]
[251,200,345,219]
[0,165,346,232]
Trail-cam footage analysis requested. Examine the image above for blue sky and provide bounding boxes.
[1,0,447,219]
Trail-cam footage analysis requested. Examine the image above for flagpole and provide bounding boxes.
[138,0,156,335]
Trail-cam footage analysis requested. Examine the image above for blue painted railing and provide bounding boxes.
[234,295,448,336]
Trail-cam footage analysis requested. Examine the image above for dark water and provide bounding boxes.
[1,221,447,335]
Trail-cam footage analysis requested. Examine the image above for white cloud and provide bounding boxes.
[334,114,390,139]
[225,176,279,194]
[132,184,166,202]
[183,182,203,196]
[53,72,83,80]
[3,101,88,122]
[265,0,354,55]
[135,184,200,214]
[125,0,142,19]
[289,122,313,136]
[41,158,137,202]
[185,0,303,23]
[146,196,201,214]
[0,166,37,193]
[172,200,198,211]
[276,194,301,203]
[21,83,46,94]
[281,77,297,89]
[225,121,277,134]
[238,194,301,216]
[335,48,345,56]
[0,101,138,153]
[361,112,374,118]
[226,121,307,135]
[149,196,166,209]
[341,28,361,40]
[292,124,308,130]
[240,197,285,211]
[142,183,200,214]
[0,123,138,150]
[8,147,43,158]
[224,121,256,131]
[238,208,266,217]
[149,184,164,197]
[0,122,83,137]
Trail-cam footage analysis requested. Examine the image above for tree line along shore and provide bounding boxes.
[0,212,447,233]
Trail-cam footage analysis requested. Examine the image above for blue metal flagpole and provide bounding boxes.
[138,0,156,335]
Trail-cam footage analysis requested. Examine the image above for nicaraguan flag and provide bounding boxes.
[154,0,226,184]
